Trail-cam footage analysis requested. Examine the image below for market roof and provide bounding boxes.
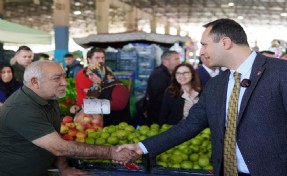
[73,31,192,48]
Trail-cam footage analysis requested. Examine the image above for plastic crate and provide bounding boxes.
[106,52,118,60]
[68,155,150,173]
[151,166,214,176]
[117,59,137,71]
[105,60,117,71]
[118,49,137,60]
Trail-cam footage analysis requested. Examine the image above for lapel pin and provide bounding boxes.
[257,71,261,75]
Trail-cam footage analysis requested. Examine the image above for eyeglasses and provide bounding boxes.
[49,73,66,82]
[175,71,191,77]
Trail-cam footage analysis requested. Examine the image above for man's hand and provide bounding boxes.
[70,105,81,114]
[116,144,144,155]
[110,145,141,165]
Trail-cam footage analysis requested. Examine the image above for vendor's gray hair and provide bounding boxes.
[23,60,58,85]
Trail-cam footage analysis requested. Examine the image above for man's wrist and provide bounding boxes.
[138,142,148,154]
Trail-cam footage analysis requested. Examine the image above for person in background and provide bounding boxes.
[144,50,180,124]
[259,50,275,57]
[0,61,138,176]
[10,45,33,82]
[159,63,201,125]
[75,47,105,106]
[196,54,220,88]
[39,53,50,61]
[280,52,287,60]
[64,53,83,78]
[0,64,22,107]
[117,18,287,176]
[71,63,131,127]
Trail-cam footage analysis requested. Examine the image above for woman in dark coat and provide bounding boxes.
[0,64,23,106]
[159,63,201,125]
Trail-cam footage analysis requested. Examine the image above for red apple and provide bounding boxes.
[83,116,93,123]
[75,122,84,132]
[93,123,103,129]
[65,122,75,128]
[76,131,87,139]
[91,118,100,125]
[68,128,78,137]
[83,123,93,130]
[62,116,73,123]
[62,134,73,141]
[60,124,69,134]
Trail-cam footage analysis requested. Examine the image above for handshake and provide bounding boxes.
[110,144,144,165]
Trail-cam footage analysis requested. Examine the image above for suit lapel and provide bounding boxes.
[216,71,230,133]
[237,54,267,123]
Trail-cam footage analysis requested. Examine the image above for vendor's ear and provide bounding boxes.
[30,77,40,88]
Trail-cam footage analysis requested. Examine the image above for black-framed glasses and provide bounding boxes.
[175,71,191,77]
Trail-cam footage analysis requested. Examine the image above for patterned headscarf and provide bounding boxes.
[85,63,118,98]
[85,63,115,84]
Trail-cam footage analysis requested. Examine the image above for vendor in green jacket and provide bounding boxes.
[0,60,138,176]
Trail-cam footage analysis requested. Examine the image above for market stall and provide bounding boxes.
[73,31,193,99]
[73,31,192,49]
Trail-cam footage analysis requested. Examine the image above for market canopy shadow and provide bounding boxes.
[0,19,51,44]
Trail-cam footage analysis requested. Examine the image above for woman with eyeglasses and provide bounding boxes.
[0,64,23,107]
[158,63,201,125]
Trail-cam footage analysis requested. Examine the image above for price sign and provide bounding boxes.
[83,99,110,114]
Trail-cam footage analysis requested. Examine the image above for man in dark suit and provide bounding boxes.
[143,50,180,124]
[117,18,287,176]
[196,55,220,88]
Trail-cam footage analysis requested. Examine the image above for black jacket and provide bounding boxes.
[145,64,171,124]
[159,91,184,125]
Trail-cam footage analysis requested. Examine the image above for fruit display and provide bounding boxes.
[61,121,213,172]
[155,128,213,170]
[60,115,103,142]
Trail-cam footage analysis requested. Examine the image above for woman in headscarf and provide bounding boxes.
[0,64,23,107]
[71,64,131,127]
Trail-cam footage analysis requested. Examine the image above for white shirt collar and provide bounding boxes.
[202,64,220,77]
[229,51,257,80]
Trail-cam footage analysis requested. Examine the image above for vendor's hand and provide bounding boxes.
[112,145,142,165]
[110,145,141,165]
[116,144,144,156]
[60,166,91,176]
[70,105,81,114]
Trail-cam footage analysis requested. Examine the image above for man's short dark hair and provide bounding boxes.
[64,53,74,58]
[203,18,249,46]
[17,45,32,52]
[161,50,178,60]
[86,47,105,59]
[39,53,49,59]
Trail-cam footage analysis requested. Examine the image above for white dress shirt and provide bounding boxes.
[202,64,220,77]
[226,51,256,173]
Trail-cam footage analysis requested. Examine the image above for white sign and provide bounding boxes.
[83,99,110,114]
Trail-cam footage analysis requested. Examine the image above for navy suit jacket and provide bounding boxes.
[142,54,287,176]
[196,65,212,87]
